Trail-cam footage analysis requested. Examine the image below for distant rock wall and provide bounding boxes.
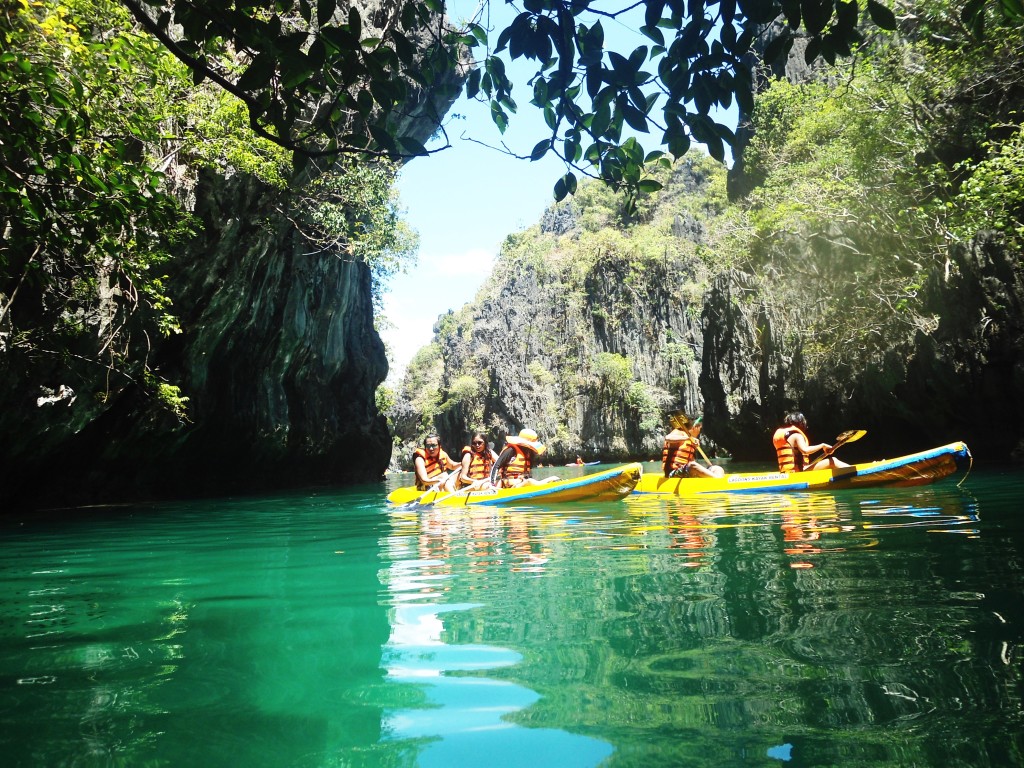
[396,168,1023,467]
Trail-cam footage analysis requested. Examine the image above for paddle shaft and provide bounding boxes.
[696,443,714,468]
[807,429,866,465]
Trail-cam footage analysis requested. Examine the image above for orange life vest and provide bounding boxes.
[662,436,697,477]
[414,446,453,489]
[773,427,807,471]
[499,444,532,479]
[461,445,494,480]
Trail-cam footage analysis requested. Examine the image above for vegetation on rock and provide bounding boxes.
[390,0,1024,464]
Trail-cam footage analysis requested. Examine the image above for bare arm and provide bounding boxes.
[790,433,830,459]
[413,455,433,486]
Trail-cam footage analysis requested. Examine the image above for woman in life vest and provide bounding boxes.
[489,428,559,489]
[773,412,850,472]
[456,432,499,490]
[662,415,725,478]
[413,434,459,490]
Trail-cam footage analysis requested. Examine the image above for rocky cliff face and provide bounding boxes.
[392,157,1024,467]
[0,3,464,511]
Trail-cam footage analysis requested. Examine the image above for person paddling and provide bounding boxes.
[773,412,850,472]
[413,434,459,490]
[662,415,725,478]
[490,428,558,488]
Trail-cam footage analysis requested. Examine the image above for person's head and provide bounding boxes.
[423,434,441,454]
[783,412,807,430]
[469,432,488,453]
[506,427,546,455]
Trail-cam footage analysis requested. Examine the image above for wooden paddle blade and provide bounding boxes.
[807,429,867,465]
[833,429,866,448]
[668,412,690,430]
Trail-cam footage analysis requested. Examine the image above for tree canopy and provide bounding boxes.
[117,0,910,199]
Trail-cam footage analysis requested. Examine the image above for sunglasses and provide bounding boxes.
[471,440,485,446]
[425,443,439,449]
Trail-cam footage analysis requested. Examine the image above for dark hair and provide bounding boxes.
[783,412,807,429]
[470,432,488,450]
[424,433,441,446]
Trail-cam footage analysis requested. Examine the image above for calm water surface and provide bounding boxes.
[1,462,1022,767]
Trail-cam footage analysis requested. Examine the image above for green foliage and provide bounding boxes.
[950,125,1024,249]
[528,360,555,386]
[626,381,660,432]
[300,160,419,310]
[122,0,466,165]
[591,352,633,394]
[444,374,480,407]
[122,0,931,204]
[401,342,445,431]
[144,374,190,423]
[375,383,396,416]
[177,86,293,187]
[1,0,193,391]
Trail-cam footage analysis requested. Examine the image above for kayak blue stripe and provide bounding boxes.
[839,442,969,481]
[633,442,969,496]
[468,465,635,506]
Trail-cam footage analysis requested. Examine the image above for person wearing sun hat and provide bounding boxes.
[662,413,724,479]
[489,428,559,488]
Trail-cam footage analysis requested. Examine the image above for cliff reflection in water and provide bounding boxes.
[381,485,1019,766]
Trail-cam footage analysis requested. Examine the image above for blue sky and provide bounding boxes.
[379,2,730,381]
[381,84,566,380]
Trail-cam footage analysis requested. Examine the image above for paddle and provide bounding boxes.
[807,429,866,464]
[413,466,467,506]
[669,412,715,469]
[695,443,715,469]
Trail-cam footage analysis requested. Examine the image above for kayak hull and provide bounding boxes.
[387,463,643,507]
[633,442,971,497]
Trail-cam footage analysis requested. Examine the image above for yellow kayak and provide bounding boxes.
[633,442,972,497]
[387,463,643,507]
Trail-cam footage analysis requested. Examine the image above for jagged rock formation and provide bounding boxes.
[0,2,465,511]
[389,11,1024,470]
[391,158,1024,467]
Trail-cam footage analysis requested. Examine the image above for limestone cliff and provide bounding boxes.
[391,155,1024,467]
[0,1,464,511]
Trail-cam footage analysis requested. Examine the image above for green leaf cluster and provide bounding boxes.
[730,0,1024,375]
[1,0,194,410]
[122,0,467,167]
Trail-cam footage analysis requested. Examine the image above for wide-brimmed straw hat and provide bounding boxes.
[506,428,546,455]
[664,428,689,441]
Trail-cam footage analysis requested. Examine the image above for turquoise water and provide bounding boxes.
[1,462,1022,767]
